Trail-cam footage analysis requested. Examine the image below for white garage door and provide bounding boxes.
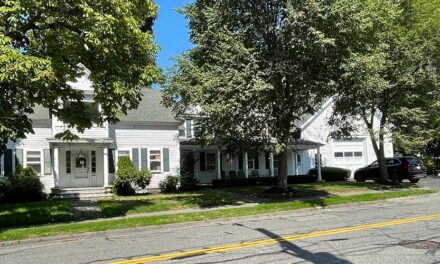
[333,139,367,175]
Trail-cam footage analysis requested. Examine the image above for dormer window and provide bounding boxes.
[63,101,100,124]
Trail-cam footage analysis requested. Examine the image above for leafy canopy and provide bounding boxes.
[0,0,161,149]
[164,0,345,153]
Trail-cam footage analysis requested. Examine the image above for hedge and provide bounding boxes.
[308,167,351,182]
[212,175,317,187]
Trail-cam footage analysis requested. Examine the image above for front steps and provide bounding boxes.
[52,187,112,200]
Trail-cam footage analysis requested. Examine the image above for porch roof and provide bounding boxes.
[180,138,324,150]
[47,137,114,147]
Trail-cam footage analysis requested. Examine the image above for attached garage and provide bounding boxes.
[333,139,368,175]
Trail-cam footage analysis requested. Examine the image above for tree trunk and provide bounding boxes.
[377,143,389,182]
[276,149,288,191]
[378,113,390,182]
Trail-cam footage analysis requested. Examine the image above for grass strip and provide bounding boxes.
[0,189,434,242]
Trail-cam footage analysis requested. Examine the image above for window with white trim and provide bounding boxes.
[334,151,363,158]
[247,158,255,170]
[91,150,97,173]
[66,150,71,174]
[149,150,162,173]
[26,151,42,174]
[118,150,130,160]
[206,153,216,171]
[296,154,302,166]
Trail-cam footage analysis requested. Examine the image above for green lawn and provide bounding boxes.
[0,188,434,242]
[0,200,73,228]
[222,181,422,198]
[98,189,248,217]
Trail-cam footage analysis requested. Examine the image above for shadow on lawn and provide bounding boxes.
[98,190,249,218]
[0,201,73,229]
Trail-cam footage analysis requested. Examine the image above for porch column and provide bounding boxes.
[103,147,109,186]
[244,152,249,178]
[53,147,59,187]
[293,150,298,176]
[217,148,221,180]
[194,150,199,180]
[270,152,275,177]
[317,147,323,182]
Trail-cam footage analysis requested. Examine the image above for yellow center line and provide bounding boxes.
[111,213,440,264]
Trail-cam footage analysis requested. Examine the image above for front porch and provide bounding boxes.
[47,138,114,190]
[181,139,325,184]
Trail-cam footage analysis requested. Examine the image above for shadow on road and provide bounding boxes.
[255,228,353,264]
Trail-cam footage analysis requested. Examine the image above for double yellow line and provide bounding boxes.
[112,213,440,264]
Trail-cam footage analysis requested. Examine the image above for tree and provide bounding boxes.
[0,0,162,150]
[164,0,347,191]
[329,0,440,182]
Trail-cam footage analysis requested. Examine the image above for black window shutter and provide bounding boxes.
[200,151,206,171]
[4,149,13,176]
[132,148,139,170]
[254,152,259,170]
[15,149,23,169]
[108,149,115,173]
[265,152,270,170]
[186,119,192,138]
[239,154,243,170]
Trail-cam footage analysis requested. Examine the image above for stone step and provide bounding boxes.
[52,187,112,200]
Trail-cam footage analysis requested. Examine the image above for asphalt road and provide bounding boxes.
[2,185,440,263]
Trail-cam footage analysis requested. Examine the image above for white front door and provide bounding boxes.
[72,149,91,187]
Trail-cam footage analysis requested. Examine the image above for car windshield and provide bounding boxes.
[407,158,423,166]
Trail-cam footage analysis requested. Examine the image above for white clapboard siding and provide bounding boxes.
[301,98,394,177]
[110,124,180,188]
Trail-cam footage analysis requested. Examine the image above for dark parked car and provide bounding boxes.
[354,157,427,183]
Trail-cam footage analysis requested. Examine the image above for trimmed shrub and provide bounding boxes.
[159,176,179,193]
[308,167,351,182]
[212,175,317,187]
[1,167,46,202]
[135,168,152,189]
[113,157,152,196]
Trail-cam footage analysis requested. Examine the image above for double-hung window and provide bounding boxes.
[26,151,42,174]
[149,150,162,173]
[118,150,130,160]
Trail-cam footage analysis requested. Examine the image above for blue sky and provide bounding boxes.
[153,0,193,77]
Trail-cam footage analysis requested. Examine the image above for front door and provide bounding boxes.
[72,149,91,187]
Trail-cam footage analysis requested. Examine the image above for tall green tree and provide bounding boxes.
[0,0,161,150]
[164,0,346,191]
[329,0,440,182]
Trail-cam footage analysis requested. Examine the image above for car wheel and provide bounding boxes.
[355,175,366,182]
[410,179,420,183]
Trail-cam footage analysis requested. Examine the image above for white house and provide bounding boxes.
[178,99,394,184]
[1,72,181,197]
[0,75,393,197]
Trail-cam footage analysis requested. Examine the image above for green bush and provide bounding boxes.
[113,157,152,196]
[308,167,351,182]
[1,167,46,202]
[159,176,179,193]
[422,157,437,175]
[135,168,152,189]
[179,153,199,191]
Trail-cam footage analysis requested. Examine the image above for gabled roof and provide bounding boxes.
[28,89,178,124]
[119,89,178,123]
